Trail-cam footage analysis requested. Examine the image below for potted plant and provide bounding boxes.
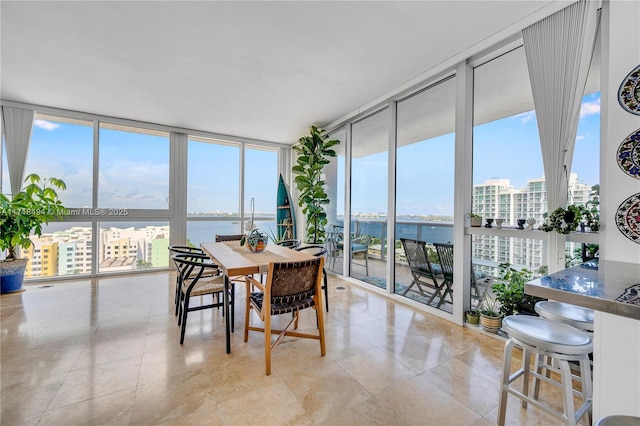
[466,308,480,325]
[0,174,67,293]
[491,262,545,317]
[240,197,268,252]
[468,212,483,227]
[479,296,502,333]
[292,126,340,244]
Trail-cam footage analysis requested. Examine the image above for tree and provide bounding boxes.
[292,126,340,244]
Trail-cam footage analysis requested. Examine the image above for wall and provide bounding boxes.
[593,0,640,420]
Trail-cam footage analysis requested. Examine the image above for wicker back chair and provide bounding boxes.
[244,257,326,375]
[295,244,329,312]
[400,238,443,304]
[172,253,234,344]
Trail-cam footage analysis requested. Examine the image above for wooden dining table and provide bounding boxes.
[200,240,316,354]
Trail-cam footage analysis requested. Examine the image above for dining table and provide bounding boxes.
[200,240,316,354]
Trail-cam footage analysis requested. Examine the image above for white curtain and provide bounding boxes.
[522,0,599,212]
[1,106,35,195]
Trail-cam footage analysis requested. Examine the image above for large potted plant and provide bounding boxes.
[0,174,67,293]
[491,262,545,317]
[292,126,339,244]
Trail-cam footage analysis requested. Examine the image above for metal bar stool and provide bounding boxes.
[535,300,594,334]
[595,415,640,426]
[498,315,593,426]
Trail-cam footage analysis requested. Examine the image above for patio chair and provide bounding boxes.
[328,225,370,275]
[471,267,492,306]
[172,253,234,344]
[244,257,326,375]
[295,244,329,312]
[400,238,444,304]
[433,243,455,308]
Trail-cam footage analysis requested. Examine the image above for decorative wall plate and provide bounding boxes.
[617,64,640,115]
[617,128,640,179]
[615,192,640,243]
[615,283,640,306]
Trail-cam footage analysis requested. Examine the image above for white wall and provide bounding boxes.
[593,0,640,420]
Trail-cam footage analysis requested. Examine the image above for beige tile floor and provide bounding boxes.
[1,272,581,425]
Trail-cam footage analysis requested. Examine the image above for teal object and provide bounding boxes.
[276,174,296,241]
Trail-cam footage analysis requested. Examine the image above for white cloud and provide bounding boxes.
[580,98,600,118]
[517,111,536,124]
[33,119,60,130]
[576,135,585,141]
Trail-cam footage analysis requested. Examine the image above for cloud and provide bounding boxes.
[580,98,600,118]
[33,119,60,130]
[576,135,585,141]
[516,111,536,124]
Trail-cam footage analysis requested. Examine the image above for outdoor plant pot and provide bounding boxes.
[466,310,480,325]
[480,313,502,333]
[470,217,483,227]
[0,259,29,294]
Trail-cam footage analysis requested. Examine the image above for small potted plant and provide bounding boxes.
[479,296,502,333]
[468,212,483,227]
[243,228,269,252]
[466,308,480,325]
[1,174,67,293]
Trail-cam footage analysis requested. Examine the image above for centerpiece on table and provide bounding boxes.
[240,197,268,252]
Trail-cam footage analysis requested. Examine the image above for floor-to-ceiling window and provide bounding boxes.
[350,108,388,285]
[471,46,544,309]
[186,137,240,246]
[395,76,456,312]
[20,115,95,276]
[3,107,283,279]
[244,145,278,238]
[326,128,345,275]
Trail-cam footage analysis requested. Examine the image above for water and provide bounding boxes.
[336,218,453,244]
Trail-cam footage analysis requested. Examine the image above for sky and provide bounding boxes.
[2,93,599,218]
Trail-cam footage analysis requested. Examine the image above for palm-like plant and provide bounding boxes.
[292,126,339,244]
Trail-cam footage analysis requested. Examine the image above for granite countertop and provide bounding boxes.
[525,259,640,320]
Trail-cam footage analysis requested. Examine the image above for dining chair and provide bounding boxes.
[214,234,244,242]
[168,245,218,315]
[433,242,454,308]
[400,238,444,304]
[295,244,329,312]
[172,253,235,344]
[276,239,302,249]
[244,257,326,375]
[215,234,250,284]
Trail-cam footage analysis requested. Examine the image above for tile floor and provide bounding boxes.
[1,272,578,425]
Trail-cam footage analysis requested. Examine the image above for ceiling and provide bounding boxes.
[1,1,574,145]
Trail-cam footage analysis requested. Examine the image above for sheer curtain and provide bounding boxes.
[523,0,599,211]
[1,106,35,195]
[522,0,599,271]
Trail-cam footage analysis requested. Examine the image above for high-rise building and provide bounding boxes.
[472,174,593,277]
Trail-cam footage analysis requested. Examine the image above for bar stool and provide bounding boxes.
[535,300,594,334]
[594,415,640,426]
[498,315,593,426]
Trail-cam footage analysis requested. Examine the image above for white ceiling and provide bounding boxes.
[1,0,574,145]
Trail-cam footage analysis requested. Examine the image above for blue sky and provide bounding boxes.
[4,92,599,217]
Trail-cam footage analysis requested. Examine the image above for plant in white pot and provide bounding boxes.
[0,174,67,293]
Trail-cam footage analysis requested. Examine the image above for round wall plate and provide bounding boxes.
[617,128,640,179]
[615,192,640,244]
[617,64,640,115]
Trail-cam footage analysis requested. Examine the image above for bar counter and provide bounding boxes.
[525,259,640,420]
[525,259,640,320]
